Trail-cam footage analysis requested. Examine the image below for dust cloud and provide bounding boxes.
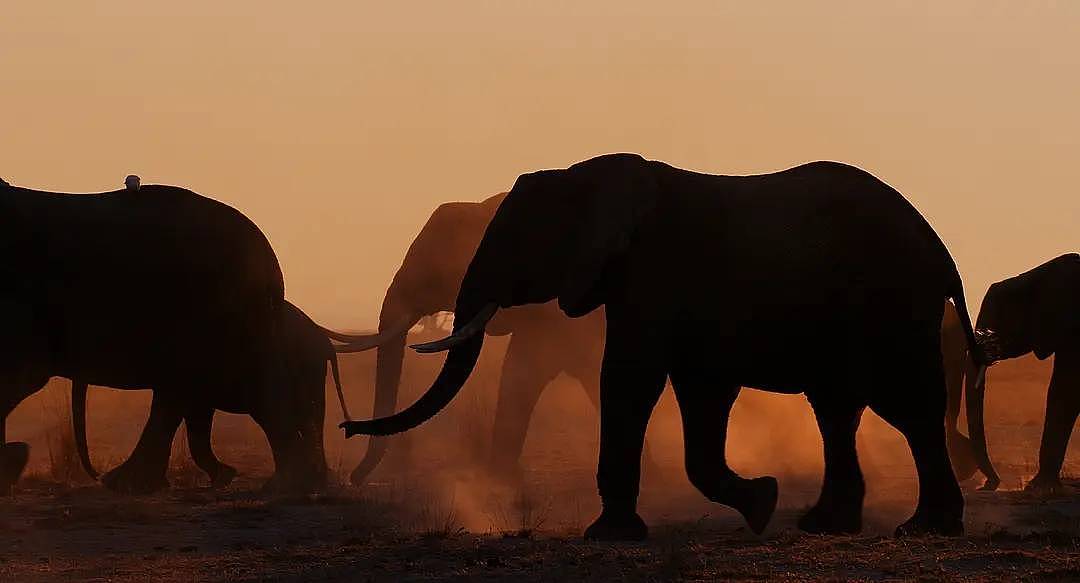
[8,318,1065,536]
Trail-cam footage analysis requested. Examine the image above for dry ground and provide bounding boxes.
[3,339,1079,582]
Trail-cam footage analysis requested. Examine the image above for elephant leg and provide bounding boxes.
[577,370,662,485]
[671,370,777,535]
[102,392,182,494]
[1,384,44,494]
[183,408,237,488]
[1028,353,1080,495]
[798,395,866,534]
[297,390,328,490]
[869,343,963,536]
[254,379,327,495]
[0,416,29,495]
[488,333,560,483]
[256,416,325,495]
[256,420,296,495]
[583,331,667,542]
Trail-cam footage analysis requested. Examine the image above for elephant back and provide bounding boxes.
[1,184,285,382]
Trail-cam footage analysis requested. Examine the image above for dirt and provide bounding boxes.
[3,347,1079,582]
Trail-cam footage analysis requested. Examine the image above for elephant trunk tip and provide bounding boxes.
[340,421,362,438]
[341,420,391,438]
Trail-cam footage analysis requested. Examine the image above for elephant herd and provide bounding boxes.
[0,155,1075,542]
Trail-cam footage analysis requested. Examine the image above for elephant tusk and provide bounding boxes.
[973,327,1003,364]
[321,316,417,353]
[410,303,498,353]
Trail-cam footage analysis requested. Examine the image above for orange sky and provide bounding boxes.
[2,2,1076,328]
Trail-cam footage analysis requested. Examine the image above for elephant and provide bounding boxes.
[322,192,632,487]
[959,253,1080,494]
[69,300,351,492]
[340,153,985,541]
[0,180,326,494]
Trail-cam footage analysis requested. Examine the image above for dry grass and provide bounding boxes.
[411,491,465,538]
[485,486,553,538]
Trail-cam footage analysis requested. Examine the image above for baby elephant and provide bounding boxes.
[963,253,1079,494]
[70,301,351,494]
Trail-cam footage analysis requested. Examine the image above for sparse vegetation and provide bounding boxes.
[412,491,465,538]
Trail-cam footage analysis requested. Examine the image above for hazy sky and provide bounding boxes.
[2,2,1076,327]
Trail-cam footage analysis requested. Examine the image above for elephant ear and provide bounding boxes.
[558,154,660,317]
[1030,254,1080,360]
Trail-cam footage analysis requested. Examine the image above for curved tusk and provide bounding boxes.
[973,327,1002,365]
[410,303,498,354]
[321,316,417,353]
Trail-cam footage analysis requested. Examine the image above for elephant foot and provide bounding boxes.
[729,476,778,535]
[584,508,648,542]
[894,511,963,537]
[977,475,1001,491]
[798,502,862,535]
[209,464,238,489]
[0,442,30,494]
[691,471,778,535]
[1024,474,1064,497]
[102,460,169,495]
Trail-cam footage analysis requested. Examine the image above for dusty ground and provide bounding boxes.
[3,339,1079,581]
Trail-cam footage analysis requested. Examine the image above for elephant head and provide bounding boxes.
[341,153,660,438]
[328,193,506,483]
[964,252,1080,490]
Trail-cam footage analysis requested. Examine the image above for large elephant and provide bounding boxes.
[0,180,323,494]
[324,193,621,486]
[70,300,350,492]
[340,154,984,541]
[962,253,1080,494]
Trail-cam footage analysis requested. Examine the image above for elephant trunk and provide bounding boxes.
[340,294,492,438]
[71,380,99,479]
[346,291,420,483]
[340,333,484,437]
[349,328,407,484]
[965,364,1000,490]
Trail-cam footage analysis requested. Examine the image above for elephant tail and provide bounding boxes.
[328,349,352,423]
[71,380,99,480]
[945,265,985,368]
[944,256,1000,489]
